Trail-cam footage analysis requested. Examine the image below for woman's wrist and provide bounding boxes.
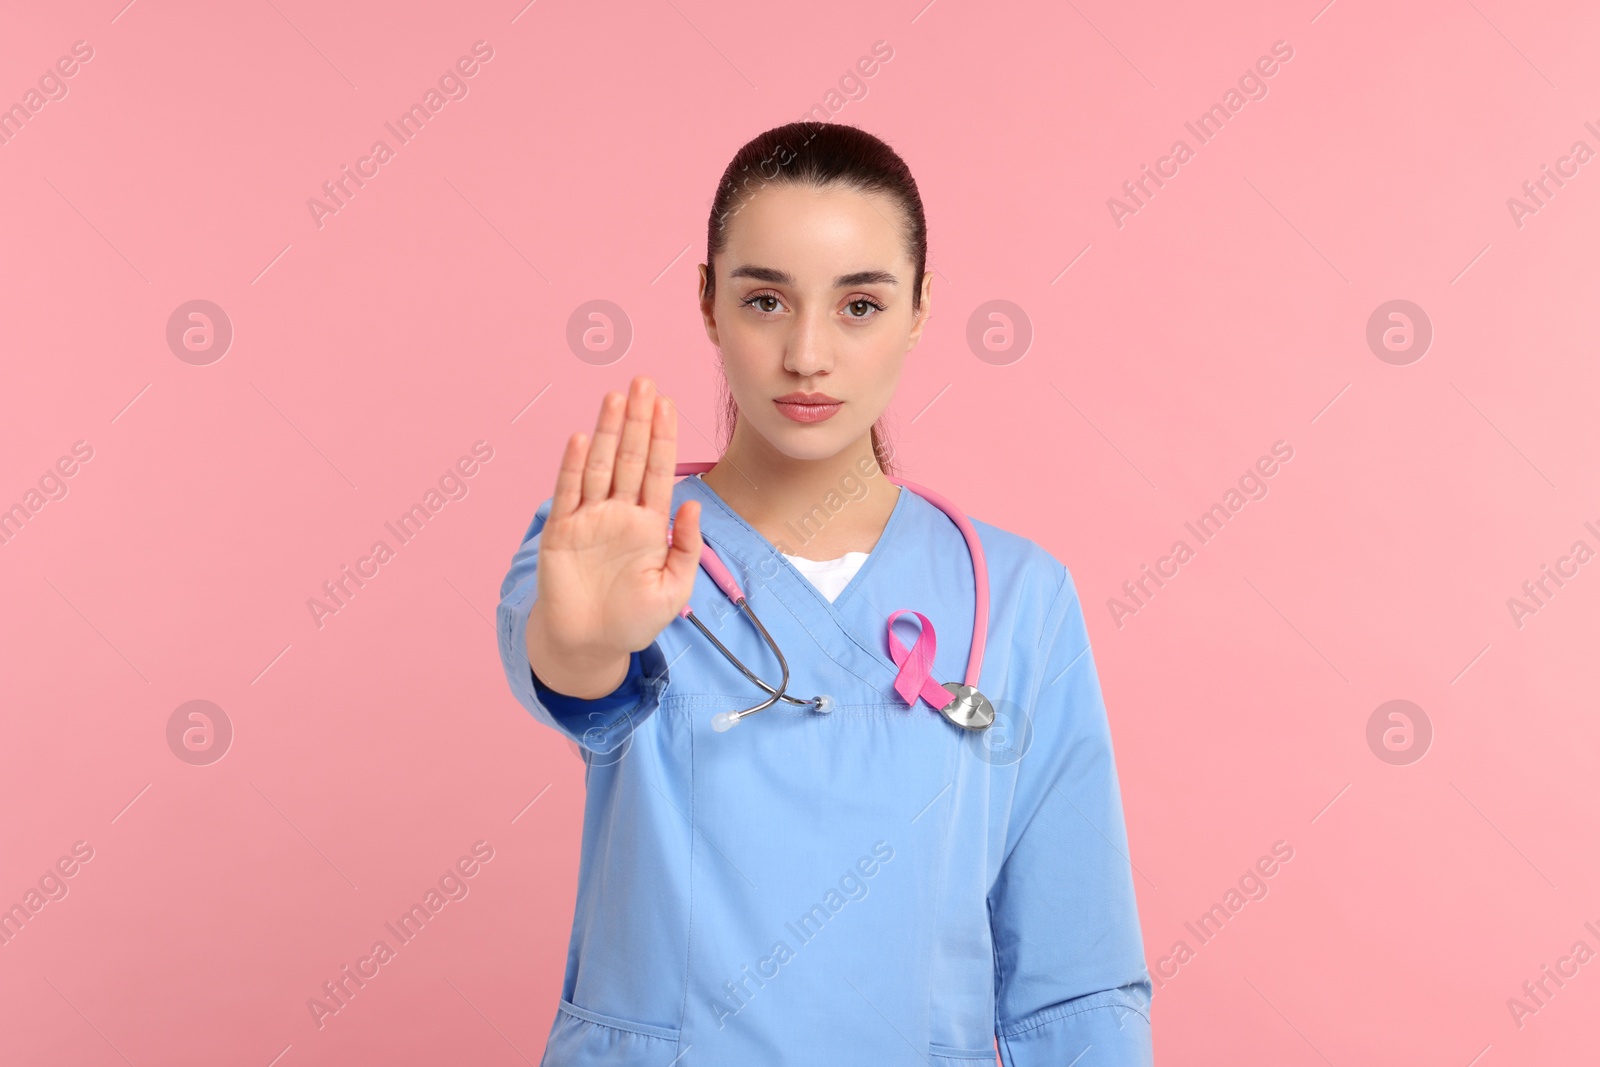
[526,601,633,699]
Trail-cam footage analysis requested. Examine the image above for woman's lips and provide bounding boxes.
[774,398,842,423]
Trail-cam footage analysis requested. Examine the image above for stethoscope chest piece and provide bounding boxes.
[939,683,995,731]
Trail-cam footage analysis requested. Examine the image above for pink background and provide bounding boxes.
[3,0,1597,1063]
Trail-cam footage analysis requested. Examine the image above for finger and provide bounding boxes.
[610,376,655,504]
[581,390,624,504]
[664,499,703,605]
[549,430,589,525]
[639,393,679,517]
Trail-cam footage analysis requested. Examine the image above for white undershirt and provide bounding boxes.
[782,551,869,603]
[689,477,870,603]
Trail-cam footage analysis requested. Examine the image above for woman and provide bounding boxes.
[497,122,1152,1065]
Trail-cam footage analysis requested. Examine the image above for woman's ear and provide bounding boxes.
[906,271,934,350]
[698,263,721,347]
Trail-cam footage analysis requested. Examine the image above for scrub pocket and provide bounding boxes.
[929,1041,999,1065]
[543,998,683,1065]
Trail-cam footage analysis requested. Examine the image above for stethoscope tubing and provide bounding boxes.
[681,599,812,710]
[880,475,988,691]
[670,461,990,725]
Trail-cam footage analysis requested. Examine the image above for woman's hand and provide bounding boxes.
[525,376,703,698]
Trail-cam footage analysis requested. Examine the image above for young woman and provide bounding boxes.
[497,122,1152,1066]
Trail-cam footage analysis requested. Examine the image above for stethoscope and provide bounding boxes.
[673,462,996,734]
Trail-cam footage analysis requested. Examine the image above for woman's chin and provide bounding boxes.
[760,425,862,463]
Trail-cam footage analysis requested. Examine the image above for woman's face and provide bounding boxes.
[699,181,933,464]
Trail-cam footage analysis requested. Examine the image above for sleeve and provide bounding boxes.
[989,563,1153,1066]
[496,495,672,755]
[532,649,644,714]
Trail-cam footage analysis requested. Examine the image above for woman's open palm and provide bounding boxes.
[535,377,703,659]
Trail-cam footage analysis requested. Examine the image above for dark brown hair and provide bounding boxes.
[704,122,928,476]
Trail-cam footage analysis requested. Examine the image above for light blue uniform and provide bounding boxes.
[496,473,1153,1065]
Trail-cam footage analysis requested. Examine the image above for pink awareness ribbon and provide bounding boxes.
[886,610,954,712]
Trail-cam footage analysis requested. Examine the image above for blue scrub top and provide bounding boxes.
[496,473,1153,1066]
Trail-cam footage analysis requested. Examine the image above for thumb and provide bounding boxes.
[663,499,703,603]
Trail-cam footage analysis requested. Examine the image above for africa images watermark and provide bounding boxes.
[1504,517,1599,630]
[307,441,495,629]
[0,841,96,949]
[1505,918,1600,1031]
[306,840,496,1029]
[1149,839,1295,987]
[710,40,896,235]
[0,439,95,548]
[306,41,496,229]
[796,40,895,127]
[1107,39,1296,229]
[680,454,887,639]
[0,39,95,148]
[1108,440,1295,629]
[1505,120,1600,230]
[710,840,895,1030]
[771,453,885,556]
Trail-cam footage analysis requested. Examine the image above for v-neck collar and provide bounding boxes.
[677,473,915,683]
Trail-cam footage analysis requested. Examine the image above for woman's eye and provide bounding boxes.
[742,293,784,314]
[740,293,885,318]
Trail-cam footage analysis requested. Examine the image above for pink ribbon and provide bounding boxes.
[886,610,954,712]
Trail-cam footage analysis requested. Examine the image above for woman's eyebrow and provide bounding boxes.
[729,265,899,287]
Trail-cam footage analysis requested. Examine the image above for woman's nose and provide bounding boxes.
[782,312,835,376]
